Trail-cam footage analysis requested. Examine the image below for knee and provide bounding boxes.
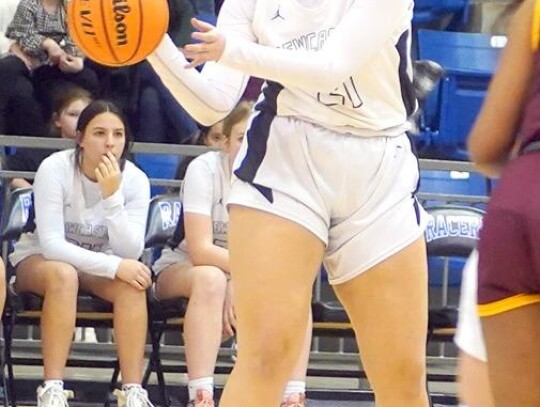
[112,279,147,304]
[237,325,299,379]
[44,263,78,294]
[371,354,426,399]
[190,267,227,300]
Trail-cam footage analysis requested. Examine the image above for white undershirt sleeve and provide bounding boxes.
[34,159,121,279]
[103,170,150,260]
[148,0,257,125]
[219,0,413,93]
[182,159,214,216]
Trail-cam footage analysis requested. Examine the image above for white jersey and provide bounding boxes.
[151,0,415,136]
[10,149,151,279]
[155,151,230,270]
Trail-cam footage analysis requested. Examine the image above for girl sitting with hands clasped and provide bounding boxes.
[10,100,155,407]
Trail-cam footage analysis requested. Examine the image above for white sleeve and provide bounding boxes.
[148,0,256,125]
[34,158,121,279]
[219,0,413,93]
[181,158,214,216]
[103,167,150,260]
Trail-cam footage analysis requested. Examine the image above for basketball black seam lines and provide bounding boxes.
[124,0,144,64]
[100,0,120,64]
[70,0,86,57]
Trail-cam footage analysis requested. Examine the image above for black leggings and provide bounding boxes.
[0,56,45,136]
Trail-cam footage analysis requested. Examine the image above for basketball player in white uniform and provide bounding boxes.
[148,1,430,406]
[10,101,155,407]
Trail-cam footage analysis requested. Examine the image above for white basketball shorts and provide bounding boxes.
[228,114,427,284]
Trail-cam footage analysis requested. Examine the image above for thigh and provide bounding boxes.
[154,262,201,300]
[15,254,77,296]
[332,237,428,380]
[457,351,494,407]
[78,272,120,303]
[482,304,540,407]
[229,205,324,348]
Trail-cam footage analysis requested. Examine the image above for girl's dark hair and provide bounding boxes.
[47,87,92,138]
[74,100,133,172]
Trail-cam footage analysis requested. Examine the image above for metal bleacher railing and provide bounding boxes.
[0,135,490,403]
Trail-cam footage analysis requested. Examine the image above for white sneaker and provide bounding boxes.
[114,387,155,407]
[37,384,74,407]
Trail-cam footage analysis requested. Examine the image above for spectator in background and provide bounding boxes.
[0,0,98,136]
[0,0,44,137]
[4,86,92,189]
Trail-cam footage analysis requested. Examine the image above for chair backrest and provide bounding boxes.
[0,187,33,242]
[145,194,182,248]
[134,154,181,196]
[424,205,484,258]
[417,29,505,160]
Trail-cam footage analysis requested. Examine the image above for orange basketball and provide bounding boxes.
[67,0,169,67]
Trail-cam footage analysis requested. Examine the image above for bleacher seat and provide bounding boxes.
[413,0,470,31]
[134,154,181,196]
[416,29,505,160]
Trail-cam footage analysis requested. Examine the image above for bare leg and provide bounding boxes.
[289,316,312,381]
[482,304,540,407]
[15,255,78,380]
[155,264,227,379]
[457,351,494,407]
[332,237,430,407]
[79,273,147,384]
[219,206,324,407]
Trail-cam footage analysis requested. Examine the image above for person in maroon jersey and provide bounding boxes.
[468,0,540,405]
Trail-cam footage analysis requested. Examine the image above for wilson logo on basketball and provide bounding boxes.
[112,0,130,46]
[68,0,169,67]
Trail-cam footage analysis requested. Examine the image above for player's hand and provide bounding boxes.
[183,18,226,69]
[58,55,84,73]
[116,259,152,290]
[222,278,236,338]
[95,151,122,199]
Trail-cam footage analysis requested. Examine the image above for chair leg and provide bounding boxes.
[149,325,169,407]
[1,334,9,407]
[104,359,121,407]
[4,316,16,407]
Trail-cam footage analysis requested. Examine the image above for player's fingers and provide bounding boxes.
[191,31,218,44]
[98,162,109,176]
[191,17,215,33]
[184,58,206,69]
[107,151,120,172]
[101,155,115,173]
[94,168,103,182]
[139,270,152,287]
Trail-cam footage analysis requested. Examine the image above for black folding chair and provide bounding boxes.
[141,194,186,407]
[0,187,121,407]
